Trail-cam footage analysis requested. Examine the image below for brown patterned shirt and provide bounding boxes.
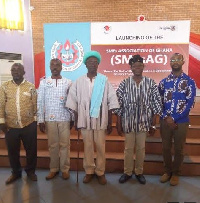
[0,79,37,128]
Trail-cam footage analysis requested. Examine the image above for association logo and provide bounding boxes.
[51,40,84,71]
[159,25,176,31]
[137,15,146,21]
[103,25,112,34]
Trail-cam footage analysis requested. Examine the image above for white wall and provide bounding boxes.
[0,0,34,83]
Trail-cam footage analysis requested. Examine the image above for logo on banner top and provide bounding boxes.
[103,25,112,34]
[51,40,84,71]
[159,25,176,31]
[137,15,146,21]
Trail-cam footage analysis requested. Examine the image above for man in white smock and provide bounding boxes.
[66,51,119,185]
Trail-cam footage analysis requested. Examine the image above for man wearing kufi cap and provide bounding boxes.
[66,50,119,185]
[83,50,101,64]
[115,54,162,185]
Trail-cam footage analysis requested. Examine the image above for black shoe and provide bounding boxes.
[27,173,37,181]
[135,174,146,184]
[5,174,22,185]
[119,174,132,183]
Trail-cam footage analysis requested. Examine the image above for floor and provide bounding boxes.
[0,168,199,203]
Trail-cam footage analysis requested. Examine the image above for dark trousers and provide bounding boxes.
[160,120,188,175]
[5,121,37,176]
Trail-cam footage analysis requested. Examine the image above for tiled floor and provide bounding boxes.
[0,168,199,203]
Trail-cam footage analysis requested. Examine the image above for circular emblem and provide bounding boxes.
[103,25,112,34]
[51,40,84,71]
[137,15,146,21]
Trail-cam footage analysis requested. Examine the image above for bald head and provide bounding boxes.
[11,63,25,71]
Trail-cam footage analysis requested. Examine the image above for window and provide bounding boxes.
[0,0,24,31]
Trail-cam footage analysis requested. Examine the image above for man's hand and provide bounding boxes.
[148,126,156,136]
[0,123,8,134]
[167,122,178,130]
[39,123,45,133]
[165,116,174,125]
[164,116,178,130]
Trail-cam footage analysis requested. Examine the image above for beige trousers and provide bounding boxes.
[46,121,70,173]
[124,131,147,176]
[81,129,106,176]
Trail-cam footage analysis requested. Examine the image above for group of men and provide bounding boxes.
[0,51,196,187]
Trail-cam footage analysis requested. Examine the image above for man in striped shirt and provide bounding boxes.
[115,55,162,184]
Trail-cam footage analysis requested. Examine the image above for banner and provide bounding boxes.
[44,20,190,87]
[91,21,190,88]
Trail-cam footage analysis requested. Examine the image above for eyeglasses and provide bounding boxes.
[170,59,183,62]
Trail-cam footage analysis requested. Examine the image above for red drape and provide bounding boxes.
[34,52,45,89]
[189,55,200,89]
[189,32,200,89]
[190,32,200,46]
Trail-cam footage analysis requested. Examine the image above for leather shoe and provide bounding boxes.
[83,174,94,183]
[170,175,179,186]
[5,174,22,185]
[46,172,59,180]
[135,174,146,184]
[97,174,107,185]
[119,174,132,183]
[27,173,37,181]
[62,172,70,180]
[160,173,171,183]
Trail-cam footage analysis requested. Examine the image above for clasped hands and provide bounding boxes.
[164,116,178,130]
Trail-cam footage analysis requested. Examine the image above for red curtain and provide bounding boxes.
[189,55,200,89]
[190,32,200,46]
[34,52,45,89]
[189,32,200,89]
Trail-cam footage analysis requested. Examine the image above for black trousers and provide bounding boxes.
[5,121,37,176]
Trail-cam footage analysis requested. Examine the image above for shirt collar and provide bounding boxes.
[12,78,26,85]
[85,74,96,81]
[169,71,184,79]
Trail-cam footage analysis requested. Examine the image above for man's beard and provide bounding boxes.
[172,66,182,72]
